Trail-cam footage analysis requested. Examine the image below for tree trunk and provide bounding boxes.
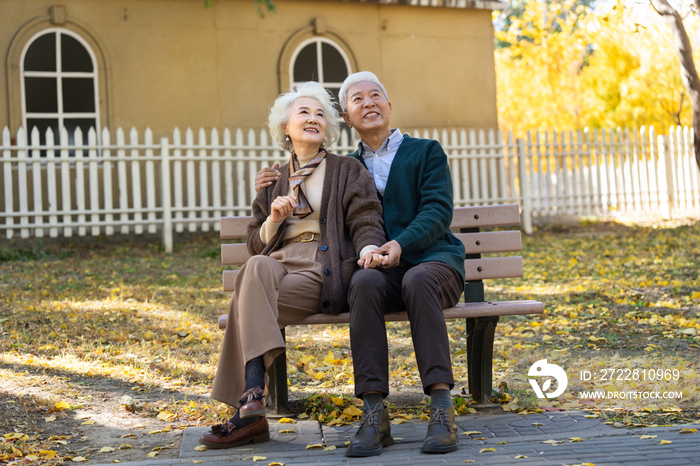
[651,0,700,174]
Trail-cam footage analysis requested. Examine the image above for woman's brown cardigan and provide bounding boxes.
[247,151,386,315]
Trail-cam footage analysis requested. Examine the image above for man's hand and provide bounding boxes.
[255,163,281,192]
[372,240,402,268]
[270,196,296,223]
[358,252,386,269]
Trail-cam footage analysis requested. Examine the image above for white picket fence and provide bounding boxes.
[1,125,698,251]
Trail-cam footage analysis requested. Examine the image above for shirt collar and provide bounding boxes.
[358,128,402,156]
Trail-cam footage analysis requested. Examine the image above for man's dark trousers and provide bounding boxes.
[348,260,463,397]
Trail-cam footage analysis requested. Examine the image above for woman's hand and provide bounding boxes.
[255,163,281,192]
[358,252,386,269]
[270,196,297,223]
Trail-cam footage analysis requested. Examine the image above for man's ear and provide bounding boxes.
[342,112,352,128]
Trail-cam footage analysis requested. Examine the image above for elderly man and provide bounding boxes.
[255,72,465,457]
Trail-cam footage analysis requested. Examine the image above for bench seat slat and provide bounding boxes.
[218,300,543,329]
[456,230,521,254]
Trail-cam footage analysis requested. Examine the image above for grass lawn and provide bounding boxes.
[1,217,699,463]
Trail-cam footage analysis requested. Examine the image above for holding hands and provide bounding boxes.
[270,196,297,223]
[357,240,402,269]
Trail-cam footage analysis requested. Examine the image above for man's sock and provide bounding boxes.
[362,392,384,413]
[429,388,452,409]
[228,410,261,429]
[244,356,265,391]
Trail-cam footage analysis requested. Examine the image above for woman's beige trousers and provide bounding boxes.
[211,241,323,407]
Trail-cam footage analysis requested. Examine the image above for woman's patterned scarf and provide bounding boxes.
[288,149,326,218]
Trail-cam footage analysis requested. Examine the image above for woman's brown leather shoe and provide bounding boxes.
[198,417,269,449]
[239,386,266,418]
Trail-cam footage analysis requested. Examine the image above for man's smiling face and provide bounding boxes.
[343,81,392,136]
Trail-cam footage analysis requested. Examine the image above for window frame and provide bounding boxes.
[288,37,353,92]
[19,27,101,144]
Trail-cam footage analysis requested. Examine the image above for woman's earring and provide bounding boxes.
[285,135,290,142]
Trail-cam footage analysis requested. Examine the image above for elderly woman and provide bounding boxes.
[199,82,387,449]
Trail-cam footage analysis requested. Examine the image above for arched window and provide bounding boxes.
[289,37,352,108]
[20,28,100,146]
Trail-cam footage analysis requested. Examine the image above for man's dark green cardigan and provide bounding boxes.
[350,134,465,281]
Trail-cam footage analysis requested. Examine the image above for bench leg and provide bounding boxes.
[466,316,499,404]
[266,329,289,415]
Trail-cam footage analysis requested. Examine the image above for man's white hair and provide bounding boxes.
[268,81,340,153]
[338,71,389,112]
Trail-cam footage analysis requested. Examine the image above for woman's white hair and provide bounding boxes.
[338,71,389,112]
[268,81,340,153]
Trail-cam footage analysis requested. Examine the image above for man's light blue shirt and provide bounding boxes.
[358,128,404,196]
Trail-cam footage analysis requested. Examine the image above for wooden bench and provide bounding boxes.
[218,204,544,413]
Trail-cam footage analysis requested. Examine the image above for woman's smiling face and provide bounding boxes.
[283,97,327,152]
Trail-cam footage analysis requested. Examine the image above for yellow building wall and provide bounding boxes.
[1,0,498,139]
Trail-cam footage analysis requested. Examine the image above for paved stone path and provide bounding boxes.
[88,410,700,466]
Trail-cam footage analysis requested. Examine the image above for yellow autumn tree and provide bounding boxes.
[496,0,700,134]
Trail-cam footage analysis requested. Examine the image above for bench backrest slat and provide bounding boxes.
[463,256,523,281]
[456,230,521,255]
[220,204,522,239]
[224,255,524,292]
[221,230,522,267]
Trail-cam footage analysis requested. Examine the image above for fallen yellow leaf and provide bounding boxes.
[342,406,362,417]
[157,411,176,421]
[100,447,115,453]
[297,413,309,420]
[55,401,71,410]
[324,446,336,451]
[660,440,673,445]
[74,414,91,420]
[252,456,266,462]
[147,452,158,457]
[279,429,296,434]
[462,431,482,436]
[331,397,344,406]
[305,444,325,449]
[679,428,697,434]
[496,441,508,445]
[278,418,296,424]
[269,463,285,466]
[194,445,207,451]
[40,450,57,459]
[569,437,584,442]
[540,439,564,445]
[515,455,528,459]
[120,434,137,439]
[72,456,88,462]
[640,435,657,440]
[480,448,497,453]
[81,420,96,426]
[118,445,133,450]
[44,415,57,423]
[391,419,406,425]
